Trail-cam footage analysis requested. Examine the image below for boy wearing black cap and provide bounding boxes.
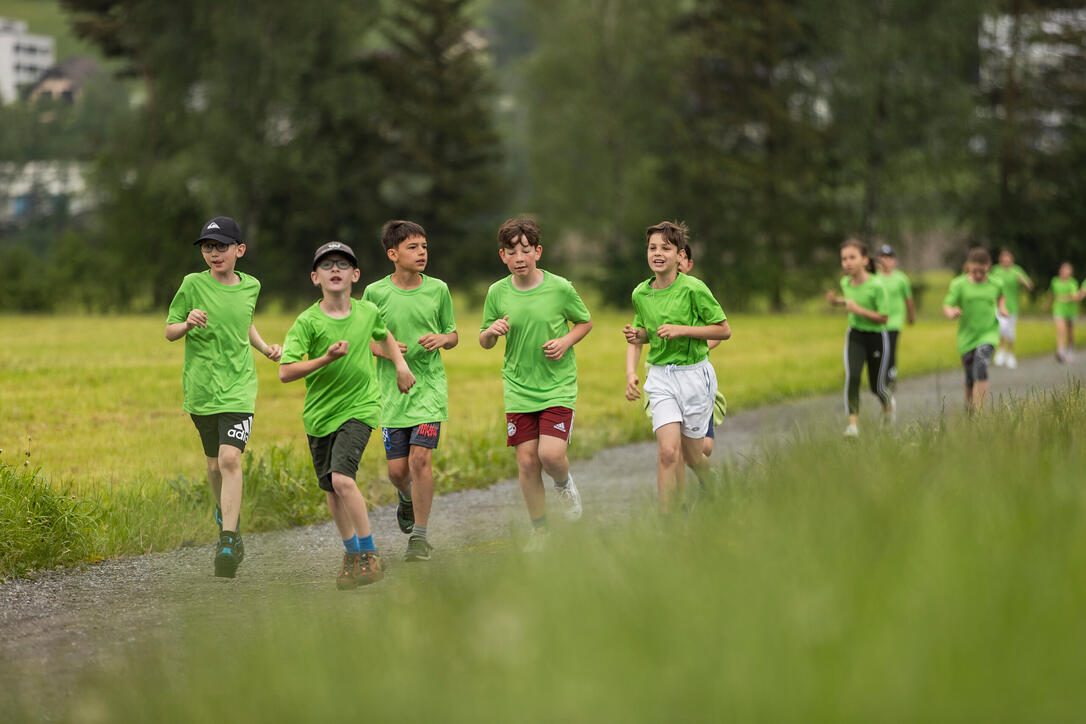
[280,242,416,589]
[166,216,283,579]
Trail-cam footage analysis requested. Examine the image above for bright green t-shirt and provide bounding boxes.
[631,273,726,366]
[362,274,456,428]
[943,275,1003,356]
[840,274,888,332]
[480,271,591,413]
[166,271,260,415]
[878,270,913,331]
[990,264,1031,315]
[1050,277,1079,319]
[281,298,389,436]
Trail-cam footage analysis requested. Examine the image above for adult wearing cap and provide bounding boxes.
[876,244,914,404]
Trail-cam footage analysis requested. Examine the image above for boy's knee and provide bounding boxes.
[205,457,221,475]
[330,472,359,496]
[658,443,681,467]
[218,446,242,472]
[387,458,410,486]
[408,448,432,476]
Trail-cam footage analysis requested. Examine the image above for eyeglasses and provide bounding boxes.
[318,259,353,270]
[200,241,237,253]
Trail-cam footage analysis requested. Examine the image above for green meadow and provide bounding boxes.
[8,387,1086,722]
[0,308,1056,575]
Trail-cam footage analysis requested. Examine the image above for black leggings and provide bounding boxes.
[886,330,899,389]
[843,328,891,415]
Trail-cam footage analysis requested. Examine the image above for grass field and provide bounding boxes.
[0,306,1057,574]
[7,387,1086,721]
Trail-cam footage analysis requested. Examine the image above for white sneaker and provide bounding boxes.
[1006,354,1017,370]
[843,423,859,438]
[556,477,583,521]
[523,527,548,553]
[993,349,1007,366]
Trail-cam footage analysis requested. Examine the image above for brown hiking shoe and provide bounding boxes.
[337,552,362,590]
[355,550,384,586]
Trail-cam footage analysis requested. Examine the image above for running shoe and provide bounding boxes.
[355,551,384,585]
[337,552,362,590]
[994,349,1007,367]
[556,477,583,521]
[396,493,414,534]
[404,536,433,562]
[843,423,859,438]
[215,509,244,561]
[523,527,549,553]
[214,532,241,578]
[1007,354,1018,370]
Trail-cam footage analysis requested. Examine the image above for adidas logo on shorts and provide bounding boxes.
[554,421,566,432]
[227,416,252,443]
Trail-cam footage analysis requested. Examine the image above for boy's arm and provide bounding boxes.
[542,319,593,361]
[419,331,458,351]
[377,331,416,393]
[480,316,510,349]
[906,298,916,325]
[625,341,643,401]
[279,341,348,383]
[842,300,888,325]
[249,323,283,362]
[165,309,207,341]
[623,324,649,344]
[370,340,408,359]
[827,290,846,306]
[655,320,732,341]
[998,295,1010,318]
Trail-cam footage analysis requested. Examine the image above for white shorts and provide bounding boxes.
[643,359,717,438]
[998,314,1018,342]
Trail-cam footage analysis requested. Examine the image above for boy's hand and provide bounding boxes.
[396,367,416,393]
[542,337,571,361]
[944,306,962,320]
[656,324,684,340]
[326,340,349,359]
[419,333,447,351]
[826,290,838,304]
[625,373,641,401]
[187,309,208,329]
[623,324,644,344]
[265,344,283,362]
[486,316,510,338]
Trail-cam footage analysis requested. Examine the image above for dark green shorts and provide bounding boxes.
[190,412,253,457]
[307,419,372,492]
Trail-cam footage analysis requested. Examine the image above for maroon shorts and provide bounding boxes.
[506,406,574,447]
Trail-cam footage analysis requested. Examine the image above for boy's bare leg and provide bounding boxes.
[514,439,546,520]
[681,435,714,491]
[330,472,372,538]
[536,435,570,485]
[408,447,435,528]
[972,380,990,412]
[703,437,714,457]
[326,491,355,540]
[655,423,683,511]
[1056,319,1068,356]
[205,456,222,508]
[387,457,411,497]
[217,445,243,531]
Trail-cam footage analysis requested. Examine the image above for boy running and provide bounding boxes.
[876,244,914,396]
[1049,262,1079,364]
[362,220,457,562]
[989,248,1033,369]
[624,221,731,511]
[942,248,1008,413]
[479,218,593,551]
[166,216,282,579]
[280,242,416,589]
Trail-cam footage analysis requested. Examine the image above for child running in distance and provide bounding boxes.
[989,248,1033,369]
[1049,262,1079,364]
[875,244,914,404]
[827,238,891,438]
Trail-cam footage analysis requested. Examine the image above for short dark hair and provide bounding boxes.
[966,247,991,266]
[381,220,427,251]
[498,217,540,249]
[646,221,688,250]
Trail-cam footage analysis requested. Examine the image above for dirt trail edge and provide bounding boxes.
[2,354,1083,690]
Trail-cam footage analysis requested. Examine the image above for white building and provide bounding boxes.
[0,162,92,225]
[0,18,55,104]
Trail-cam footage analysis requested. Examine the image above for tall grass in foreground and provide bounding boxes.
[13,389,1086,721]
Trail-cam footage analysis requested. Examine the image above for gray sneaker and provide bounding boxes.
[404,536,433,562]
[556,477,582,521]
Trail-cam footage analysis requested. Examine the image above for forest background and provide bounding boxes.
[0,0,1083,313]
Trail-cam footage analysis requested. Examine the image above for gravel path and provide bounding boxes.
[2,352,1083,702]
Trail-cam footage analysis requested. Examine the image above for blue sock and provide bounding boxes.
[343,535,361,553]
[531,515,548,530]
[358,534,376,552]
[554,476,570,489]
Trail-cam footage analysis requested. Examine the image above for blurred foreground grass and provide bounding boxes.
[8,387,1086,721]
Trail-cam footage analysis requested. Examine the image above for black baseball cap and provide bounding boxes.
[878,244,896,257]
[313,241,358,270]
[195,216,243,246]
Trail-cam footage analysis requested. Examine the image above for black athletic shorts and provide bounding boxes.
[190,412,253,457]
[308,418,372,492]
[382,422,441,460]
[961,344,995,387]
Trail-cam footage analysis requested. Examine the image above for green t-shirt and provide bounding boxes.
[943,275,1003,355]
[839,274,888,332]
[1050,277,1079,319]
[990,264,1031,315]
[631,273,726,366]
[166,271,260,415]
[281,298,389,436]
[480,271,591,413]
[362,274,456,428]
[878,270,913,331]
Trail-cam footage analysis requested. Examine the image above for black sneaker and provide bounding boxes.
[214,532,241,578]
[396,493,414,534]
[404,536,433,562]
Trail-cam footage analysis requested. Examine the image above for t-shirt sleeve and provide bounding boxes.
[481,286,500,331]
[439,285,456,335]
[250,277,261,322]
[943,280,961,308]
[874,281,889,314]
[903,274,913,299]
[370,306,389,342]
[563,282,591,324]
[166,278,190,324]
[692,282,726,324]
[632,289,644,329]
[1017,266,1032,286]
[281,316,311,364]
